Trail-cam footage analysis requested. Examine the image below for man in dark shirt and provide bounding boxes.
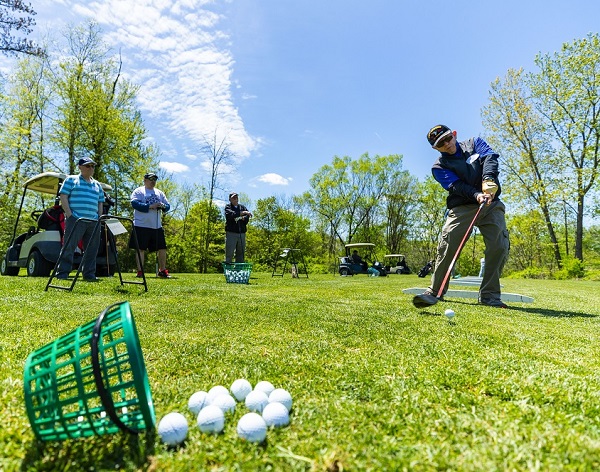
[224,192,252,263]
[421,124,510,308]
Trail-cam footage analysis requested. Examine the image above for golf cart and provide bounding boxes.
[1,172,116,277]
[384,254,411,274]
[338,243,387,276]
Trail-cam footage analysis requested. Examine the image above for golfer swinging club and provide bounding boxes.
[413,125,509,309]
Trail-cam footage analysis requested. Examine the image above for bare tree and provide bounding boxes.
[0,0,43,56]
[198,128,234,272]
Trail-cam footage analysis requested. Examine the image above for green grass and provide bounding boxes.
[1,272,600,471]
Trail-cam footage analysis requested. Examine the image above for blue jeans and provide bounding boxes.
[56,216,101,279]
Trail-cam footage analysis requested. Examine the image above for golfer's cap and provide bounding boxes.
[144,172,158,181]
[427,124,451,147]
[229,192,238,199]
[78,157,96,166]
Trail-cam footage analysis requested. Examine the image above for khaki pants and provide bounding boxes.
[430,200,509,304]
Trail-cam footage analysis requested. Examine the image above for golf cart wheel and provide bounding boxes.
[396,269,402,274]
[26,250,52,277]
[1,254,19,276]
[339,268,351,276]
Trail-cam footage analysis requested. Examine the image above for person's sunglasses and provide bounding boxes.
[83,164,96,168]
[436,134,453,147]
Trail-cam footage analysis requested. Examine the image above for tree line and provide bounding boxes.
[0,10,599,278]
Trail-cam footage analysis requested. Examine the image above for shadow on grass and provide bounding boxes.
[21,429,156,471]
[420,299,598,318]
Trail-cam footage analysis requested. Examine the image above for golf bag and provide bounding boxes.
[417,261,433,278]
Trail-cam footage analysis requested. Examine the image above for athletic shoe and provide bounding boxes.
[136,271,143,278]
[83,277,100,282]
[157,269,172,279]
[56,273,69,280]
[480,300,508,308]
[423,288,444,301]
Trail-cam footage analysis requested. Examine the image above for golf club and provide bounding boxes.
[412,201,486,309]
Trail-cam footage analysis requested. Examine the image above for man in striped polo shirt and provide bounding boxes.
[55,157,105,281]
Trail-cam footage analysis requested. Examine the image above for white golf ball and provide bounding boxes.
[230,378,252,401]
[254,380,275,396]
[207,385,230,404]
[237,412,267,443]
[268,388,293,412]
[188,390,208,415]
[444,309,455,319]
[196,405,225,434]
[245,389,269,413]
[262,402,290,428]
[158,412,188,446]
[212,393,236,414]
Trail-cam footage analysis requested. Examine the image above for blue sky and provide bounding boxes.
[10,0,600,203]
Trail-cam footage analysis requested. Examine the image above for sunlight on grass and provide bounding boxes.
[1,273,599,470]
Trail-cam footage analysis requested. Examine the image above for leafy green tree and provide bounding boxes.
[483,33,600,264]
[303,153,406,250]
[482,67,563,267]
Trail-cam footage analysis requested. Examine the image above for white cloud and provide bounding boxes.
[160,161,189,173]
[66,0,258,161]
[256,173,292,186]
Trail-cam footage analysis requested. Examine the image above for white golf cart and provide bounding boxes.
[383,254,411,275]
[338,242,387,276]
[1,172,115,277]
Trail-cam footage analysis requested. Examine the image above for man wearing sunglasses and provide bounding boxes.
[421,125,510,308]
[55,157,105,282]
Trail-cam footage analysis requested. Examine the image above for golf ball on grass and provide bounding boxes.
[237,413,267,443]
[197,405,225,434]
[268,388,293,412]
[444,309,455,319]
[262,402,290,428]
[212,393,236,414]
[188,390,208,415]
[207,385,229,404]
[254,380,275,396]
[230,378,252,401]
[245,389,269,413]
[158,412,188,446]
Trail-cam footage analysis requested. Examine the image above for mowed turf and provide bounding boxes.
[1,272,599,471]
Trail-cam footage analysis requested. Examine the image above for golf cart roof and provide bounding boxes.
[384,254,405,258]
[345,243,375,249]
[23,172,113,194]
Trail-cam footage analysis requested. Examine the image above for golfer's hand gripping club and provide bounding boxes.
[482,178,498,199]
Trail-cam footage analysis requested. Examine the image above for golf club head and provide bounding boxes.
[412,293,439,309]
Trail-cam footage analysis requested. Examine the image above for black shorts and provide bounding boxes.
[129,226,167,252]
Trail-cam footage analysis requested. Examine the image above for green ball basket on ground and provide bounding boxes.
[23,301,155,441]
[222,262,253,284]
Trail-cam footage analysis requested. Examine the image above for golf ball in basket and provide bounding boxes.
[207,385,230,404]
[197,405,225,434]
[444,309,455,319]
[230,378,253,401]
[262,402,290,428]
[268,388,293,412]
[245,389,269,413]
[158,412,188,446]
[254,380,275,396]
[212,393,236,413]
[237,412,267,443]
[188,390,208,415]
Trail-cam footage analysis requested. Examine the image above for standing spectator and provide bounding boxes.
[128,172,172,278]
[224,192,252,263]
[55,157,105,281]
[419,124,509,308]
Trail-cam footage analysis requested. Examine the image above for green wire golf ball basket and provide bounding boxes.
[23,301,155,441]
[222,262,253,284]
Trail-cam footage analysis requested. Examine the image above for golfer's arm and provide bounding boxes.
[60,194,72,217]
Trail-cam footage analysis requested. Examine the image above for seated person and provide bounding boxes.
[351,250,368,271]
